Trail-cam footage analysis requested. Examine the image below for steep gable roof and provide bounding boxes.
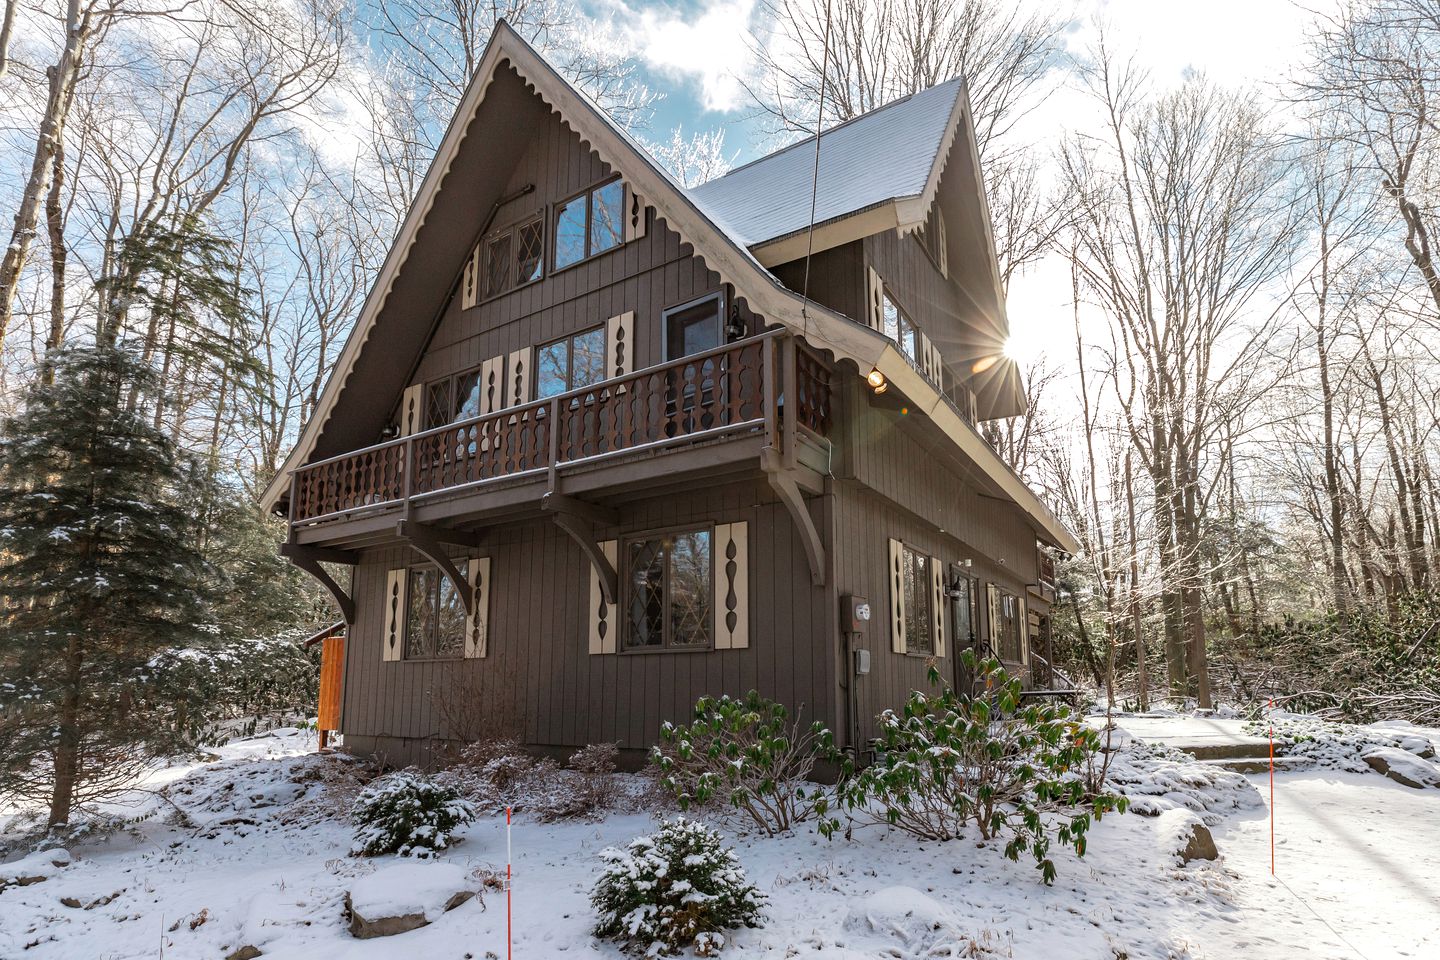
[260,22,1075,552]
[690,78,965,250]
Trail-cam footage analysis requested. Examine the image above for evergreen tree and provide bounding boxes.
[0,344,216,828]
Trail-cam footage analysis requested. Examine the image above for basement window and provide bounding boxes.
[901,544,934,655]
[406,563,467,659]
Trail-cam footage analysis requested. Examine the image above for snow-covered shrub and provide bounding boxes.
[1104,739,1260,821]
[838,654,1127,884]
[350,772,476,857]
[572,742,621,809]
[1247,712,1439,776]
[591,817,766,956]
[652,691,844,837]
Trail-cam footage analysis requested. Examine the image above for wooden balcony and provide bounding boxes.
[284,331,832,545]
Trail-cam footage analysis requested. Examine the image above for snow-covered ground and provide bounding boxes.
[2,723,1437,960]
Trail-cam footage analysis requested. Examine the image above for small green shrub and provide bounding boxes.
[652,691,845,836]
[350,771,477,857]
[591,817,766,956]
[839,652,1127,883]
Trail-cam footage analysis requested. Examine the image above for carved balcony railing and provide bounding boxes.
[288,331,831,526]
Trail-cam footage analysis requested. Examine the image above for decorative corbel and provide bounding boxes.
[395,520,483,617]
[760,447,827,587]
[278,542,358,625]
[542,493,619,605]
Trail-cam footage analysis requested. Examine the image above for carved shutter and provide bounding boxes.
[1018,595,1029,663]
[461,243,481,309]
[505,347,530,407]
[917,331,935,381]
[713,522,749,649]
[383,568,406,661]
[888,538,906,653]
[464,557,491,658]
[588,540,618,654]
[605,311,635,380]
[931,555,946,658]
[986,583,1001,649]
[865,266,885,332]
[399,384,424,437]
[623,184,647,242]
[479,355,506,415]
[934,211,948,278]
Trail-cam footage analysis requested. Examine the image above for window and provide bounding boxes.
[480,213,544,300]
[405,563,467,659]
[949,571,974,646]
[901,544,934,655]
[996,589,1023,661]
[554,178,625,270]
[422,367,485,430]
[663,293,723,362]
[625,529,712,650]
[536,326,606,399]
[882,292,920,363]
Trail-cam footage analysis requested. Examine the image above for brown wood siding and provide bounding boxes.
[339,478,836,765]
[407,107,762,403]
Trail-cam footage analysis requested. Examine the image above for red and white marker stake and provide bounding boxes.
[506,806,513,960]
[1268,698,1275,876]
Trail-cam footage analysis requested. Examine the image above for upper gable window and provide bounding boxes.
[537,326,606,399]
[554,178,624,270]
[423,367,483,430]
[482,213,544,300]
[882,291,920,363]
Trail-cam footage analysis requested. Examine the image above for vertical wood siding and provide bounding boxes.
[340,479,836,764]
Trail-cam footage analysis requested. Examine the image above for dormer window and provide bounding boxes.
[554,178,624,270]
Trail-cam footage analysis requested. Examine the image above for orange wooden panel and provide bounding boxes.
[318,636,345,732]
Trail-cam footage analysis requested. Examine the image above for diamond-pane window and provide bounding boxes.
[625,529,712,650]
[516,217,543,285]
[485,233,511,299]
[405,564,466,660]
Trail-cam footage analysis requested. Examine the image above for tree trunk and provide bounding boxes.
[0,0,97,341]
[42,139,67,383]
[48,636,83,828]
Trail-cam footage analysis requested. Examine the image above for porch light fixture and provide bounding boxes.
[867,367,887,393]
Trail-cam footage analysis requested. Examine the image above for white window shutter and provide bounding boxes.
[987,583,1001,649]
[1019,595,1030,664]
[888,538,906,653]
[866,266,885,332]
[465,557,491,658]
[605,311,635,380]
[931,555,946,658]
[461,243,481,309]
[713,522,749,649]
[588,540,618,654]
[399,384,423,438]
[505,347,530,407]
[935,211,948,278]
[623,184,647,242]
[383,568,406,661]
[480,354,506,415]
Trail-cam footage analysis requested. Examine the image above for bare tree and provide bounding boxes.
[646,126,737,188]
[1057,43,1299,705]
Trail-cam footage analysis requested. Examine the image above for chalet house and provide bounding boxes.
[262,22,1078,766]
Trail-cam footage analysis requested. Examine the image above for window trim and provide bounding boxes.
[619,523,716,654]
[551,176,625,274]
[660,291,726,362]
[478,209,546,304]
[403,561,468,661]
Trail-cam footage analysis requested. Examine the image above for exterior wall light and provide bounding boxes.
[867,368,887,393]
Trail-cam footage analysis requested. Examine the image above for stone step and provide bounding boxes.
[1199,756,1309,774]
[1174,740,1275,761]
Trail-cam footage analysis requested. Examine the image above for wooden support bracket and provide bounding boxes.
[396,520,477,616]
[761,447,827,587]
[544,495,619,605]
[279,542,358,625]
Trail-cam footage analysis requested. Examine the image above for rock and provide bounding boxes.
[1362,747,1440,789]
[60,897,82,908]
[0,847,72,891]
[226,947,263,960]
[1179,823,1219,863]
[346,862,476,939]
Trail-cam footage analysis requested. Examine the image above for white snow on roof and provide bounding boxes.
[687,78,964,249]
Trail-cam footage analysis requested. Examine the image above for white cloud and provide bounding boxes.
[602,0,760,113]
